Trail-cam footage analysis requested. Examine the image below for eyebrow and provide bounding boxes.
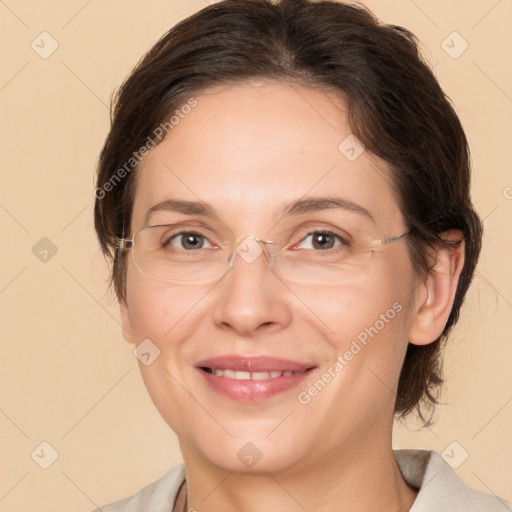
[144,195,374,226]
[145,199,217,225]
[280,196,374,221]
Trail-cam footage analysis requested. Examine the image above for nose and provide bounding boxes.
[212,236,292,337]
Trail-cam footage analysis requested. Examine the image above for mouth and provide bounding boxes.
[196,355,316,402]
[200,367,308,379]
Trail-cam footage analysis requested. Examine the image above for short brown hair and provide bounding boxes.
[94,0,483,421]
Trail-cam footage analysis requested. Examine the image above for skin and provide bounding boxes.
[119,80,465,512]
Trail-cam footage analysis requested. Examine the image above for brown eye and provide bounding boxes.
[297,231,344,251]
[166,231,213,250]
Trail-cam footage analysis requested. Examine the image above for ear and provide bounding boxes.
[408,230,465,345]
[119,296,136,345]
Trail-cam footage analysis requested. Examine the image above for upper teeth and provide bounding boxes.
[208,369,305,380]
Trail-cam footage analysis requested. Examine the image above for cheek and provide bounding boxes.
[305,277,406,344]
[124,277,211,433]
[125,272,207,345]
[316,263,413,380]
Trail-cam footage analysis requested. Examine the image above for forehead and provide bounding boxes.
[132,80,403,232]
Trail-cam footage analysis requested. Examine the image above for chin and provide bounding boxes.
[173,421,304,473]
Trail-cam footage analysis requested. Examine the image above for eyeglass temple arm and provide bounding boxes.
[371,229,412,248]
[116,237,133,252]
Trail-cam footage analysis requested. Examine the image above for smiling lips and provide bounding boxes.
[196,355,316,402]
[204,368,306,379]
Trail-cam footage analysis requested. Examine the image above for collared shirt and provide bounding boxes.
[93,449,511,511]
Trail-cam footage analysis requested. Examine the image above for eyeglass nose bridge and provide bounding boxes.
[227,235,279,269]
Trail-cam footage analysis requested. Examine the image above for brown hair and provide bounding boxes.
[94,0,483,421]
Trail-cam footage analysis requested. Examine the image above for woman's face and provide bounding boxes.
[120,80,420,473]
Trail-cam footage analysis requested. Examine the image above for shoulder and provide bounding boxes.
[394,449,512,512]
[91,463,186,512]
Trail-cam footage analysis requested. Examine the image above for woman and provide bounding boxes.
[92,0,511,510]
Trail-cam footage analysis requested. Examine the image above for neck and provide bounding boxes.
[178,438,418,512]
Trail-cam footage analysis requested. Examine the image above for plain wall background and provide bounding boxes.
[0,1,510,510]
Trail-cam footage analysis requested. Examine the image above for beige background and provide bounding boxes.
[0,0,511,510]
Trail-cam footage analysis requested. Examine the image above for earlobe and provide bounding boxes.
[408,231,465,346]
[119,296,136,345]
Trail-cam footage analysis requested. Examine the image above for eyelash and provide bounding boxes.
[163,229,349,253]
[294,230,347,253]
